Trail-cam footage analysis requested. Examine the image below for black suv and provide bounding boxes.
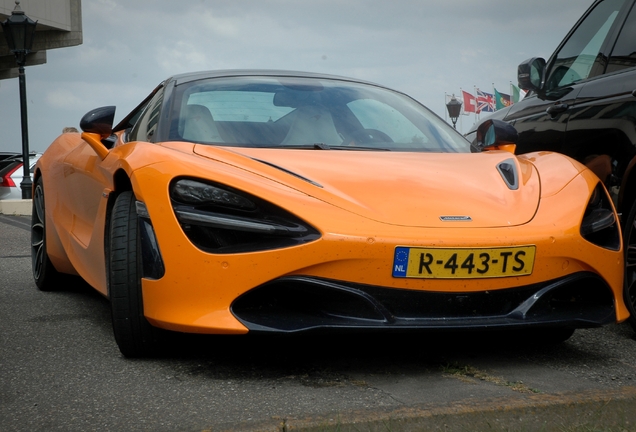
[467,0,636,328]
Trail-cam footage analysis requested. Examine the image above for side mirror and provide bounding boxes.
[475,119,518,153]
[518,57,546,92]
[79,106,116,160]
[80,106,116,137]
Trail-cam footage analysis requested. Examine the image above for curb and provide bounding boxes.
[0,199,31,216]
[222,386,636,431]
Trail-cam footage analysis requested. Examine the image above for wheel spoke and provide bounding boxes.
[31,222,43,247]
[626,243,636,267]
[624,207,636,328]
[33,242,44,280]
[628,278,636,300]
[34,185,44,224]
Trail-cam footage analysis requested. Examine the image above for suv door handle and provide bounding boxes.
[546,103,568,117]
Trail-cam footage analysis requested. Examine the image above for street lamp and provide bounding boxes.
[2,0,37,199]
[446,95,462,130]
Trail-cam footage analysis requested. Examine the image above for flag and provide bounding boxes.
[462,90,477,114]
[494,88,511,110]
[511,84,526,103]
[476,89,495,113]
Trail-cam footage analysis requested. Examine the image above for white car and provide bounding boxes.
[0,152,42,200]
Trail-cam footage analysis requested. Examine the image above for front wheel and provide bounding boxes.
[109,191,161,357]
[31,177,62,290]
[622,200,636,331]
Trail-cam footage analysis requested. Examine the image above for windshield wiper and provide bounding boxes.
[265,143,330,150]
[261,143,392,151]
[312,143,392,151]
[327,145,391,151]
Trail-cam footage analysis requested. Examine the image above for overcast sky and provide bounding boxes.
[0,0,592,153]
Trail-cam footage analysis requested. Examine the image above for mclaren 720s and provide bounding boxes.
[31,70,629,357]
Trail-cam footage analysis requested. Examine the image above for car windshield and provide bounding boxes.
[169,76,469,153]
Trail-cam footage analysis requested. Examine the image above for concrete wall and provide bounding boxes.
[0,0,82,79]
[0,0,72,31]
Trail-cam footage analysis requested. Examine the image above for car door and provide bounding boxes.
[57,140,114,291]
[506,0,631,155]
[565,1,636,196]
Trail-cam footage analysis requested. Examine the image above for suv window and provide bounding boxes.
[545,0,626,92]
[607,3,636,73]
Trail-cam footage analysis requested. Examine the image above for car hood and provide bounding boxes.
[191,145,541,228]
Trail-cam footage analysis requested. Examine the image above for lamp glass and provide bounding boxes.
[2,10,37,54]
[446,99,462,120]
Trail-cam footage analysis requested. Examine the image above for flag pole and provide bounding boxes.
[474,85,479,121]
[510,81,513,105]
[444,92,448,122]
[459,87,465,132]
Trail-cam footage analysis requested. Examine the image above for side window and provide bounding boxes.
[187,91,292,122]
[128,88,165,142]
[606,4,636,73]
[545,0,627,92]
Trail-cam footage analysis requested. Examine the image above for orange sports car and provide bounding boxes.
[31,70,628,357]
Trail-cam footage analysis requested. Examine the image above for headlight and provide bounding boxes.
[170,178,321,253]
[172,179,256,210]
[580,183,620,250]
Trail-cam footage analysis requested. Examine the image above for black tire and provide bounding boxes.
[109,191,160,357]
[31,177,62,290]
[622,200,636,331]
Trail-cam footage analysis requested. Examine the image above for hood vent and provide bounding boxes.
[497,158,518,190]
[253,158,323,188]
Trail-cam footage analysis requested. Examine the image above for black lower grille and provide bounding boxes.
[231,273,616,333]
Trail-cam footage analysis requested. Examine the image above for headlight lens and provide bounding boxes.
[580,183,620,250]
[170,177,321,253]
[172,179,256,210]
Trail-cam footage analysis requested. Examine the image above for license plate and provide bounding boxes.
[392,246,536,279]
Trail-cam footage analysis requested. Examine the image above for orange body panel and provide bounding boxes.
[35,132,627,334]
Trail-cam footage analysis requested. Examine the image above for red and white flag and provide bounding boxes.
[462,90,477,114]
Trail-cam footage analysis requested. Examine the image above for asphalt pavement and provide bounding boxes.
[1,213,636,431]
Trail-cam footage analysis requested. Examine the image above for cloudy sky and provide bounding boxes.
[0,0,591,153]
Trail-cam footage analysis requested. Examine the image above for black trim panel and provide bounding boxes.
[231,273,616,333]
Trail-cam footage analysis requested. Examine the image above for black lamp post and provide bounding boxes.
[2,0,37,199]
[446,95,462,130]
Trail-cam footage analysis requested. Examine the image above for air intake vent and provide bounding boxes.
[497,159,518,190]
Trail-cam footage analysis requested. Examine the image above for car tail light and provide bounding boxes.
[0,163,21,187]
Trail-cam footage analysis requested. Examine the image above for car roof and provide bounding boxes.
[170,69,383,88]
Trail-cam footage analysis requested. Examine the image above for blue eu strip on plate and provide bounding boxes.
[392,246,409,277]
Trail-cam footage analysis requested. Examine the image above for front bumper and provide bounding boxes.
[232,272,616,333]
[133,160,626,334]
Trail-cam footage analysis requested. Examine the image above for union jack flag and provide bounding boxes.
[476,89,495,113]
